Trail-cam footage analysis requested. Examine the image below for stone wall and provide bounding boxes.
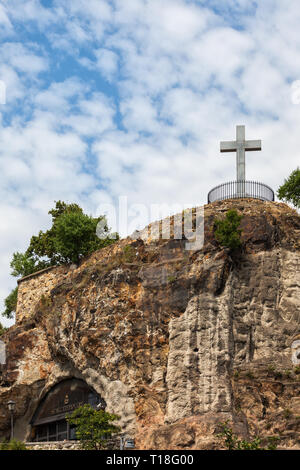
[26,437,119,450]
[16,265,70,323]
[15,238,125,324]
[26,440,82,450]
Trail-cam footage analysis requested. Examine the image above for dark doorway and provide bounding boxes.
[31,378,106,442]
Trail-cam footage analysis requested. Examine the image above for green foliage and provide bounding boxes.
[284,369,292,379]
[26,200,118,265]
[0,321,7,336]
[167,275,176,284]
[0,439,27,450]
[66,404,120,450]
[10,252,51,278]
[217,421,280,450]
[294,366,300,375]
[214,209,243,251]
[266,436,281,450]
[48,200,83,222]
[2,287,18,319]
[277,167,300,208]
[122,245,136,263]
[2,201,119,319]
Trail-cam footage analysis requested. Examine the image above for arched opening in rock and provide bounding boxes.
[30,378,105,442]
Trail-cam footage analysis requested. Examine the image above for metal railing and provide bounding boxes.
[207,180,275,204]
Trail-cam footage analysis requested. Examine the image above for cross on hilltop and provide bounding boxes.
[207,125,274,203]
[220,125,262,182]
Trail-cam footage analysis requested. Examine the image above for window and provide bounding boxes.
[57,421,68,441]
[31,378,106,442]
[34,420,70,442]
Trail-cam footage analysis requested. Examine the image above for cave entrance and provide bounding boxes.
[30,378,106,442]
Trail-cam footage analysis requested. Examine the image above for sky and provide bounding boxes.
[1,0,300,326]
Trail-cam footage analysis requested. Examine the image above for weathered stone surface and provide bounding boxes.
[26,441,82,451]
[0,199,300,449]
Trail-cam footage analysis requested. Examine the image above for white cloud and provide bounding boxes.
[120,95,159,133]
[2,0,300,326]
[94,48,119,81]
[0,42,48,74]
[0,3,13,36]
[4,0,59,28]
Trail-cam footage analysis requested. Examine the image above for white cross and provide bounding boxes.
[220,125,261,181]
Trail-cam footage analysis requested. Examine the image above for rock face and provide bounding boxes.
[0,199,300,449]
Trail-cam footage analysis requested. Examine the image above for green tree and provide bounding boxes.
[214,209,243,251]
[2,201,118,320]
[277,168,300,208]
[10,252,51,278]
[66,404,120,450]
[2,287,18,320]
[26,200,117,265]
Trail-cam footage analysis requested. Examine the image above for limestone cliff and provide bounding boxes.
[0,199,300,449]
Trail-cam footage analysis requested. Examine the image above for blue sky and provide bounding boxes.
[1,0,300,326]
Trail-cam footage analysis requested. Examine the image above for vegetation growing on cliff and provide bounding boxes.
[217,421,280,450]
[10,252,50,278]
[0,439,27,450]
[66,404,120,450]
[1,201,118,319]
[0,321,7,336]
[1,288,18,320]
[277,167,300,209]
[214,209,243,251]
[27,200,118,265]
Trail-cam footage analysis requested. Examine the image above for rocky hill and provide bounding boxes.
[0,199,300,449]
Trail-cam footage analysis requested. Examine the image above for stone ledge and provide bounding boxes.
[25,438,119,451]
[26,440,81,450]
[17,265,63,285]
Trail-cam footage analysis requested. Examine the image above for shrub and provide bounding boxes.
[214,209,243,251]
[217,421,280,450]
[0,439,27,450]
[122,245,136,263]
[66,404,120,450]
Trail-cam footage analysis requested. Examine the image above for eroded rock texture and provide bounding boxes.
[0,199,300,449]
